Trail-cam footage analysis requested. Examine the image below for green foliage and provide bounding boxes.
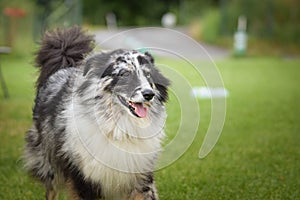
[178,0,211,24]
[184,0,299,45]
[200,9,221,43]
[83,0,179,26]
[223,0,300,44]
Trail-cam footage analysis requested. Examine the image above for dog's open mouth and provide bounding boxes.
[118,95,148,118]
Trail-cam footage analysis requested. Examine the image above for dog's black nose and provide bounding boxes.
[142,89,155,101]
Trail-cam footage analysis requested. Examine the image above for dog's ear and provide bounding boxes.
[83,53,113,77]
[137,52,154,66]
[152,69,170,103]
[144,52,169,102]
[144,52,154,64]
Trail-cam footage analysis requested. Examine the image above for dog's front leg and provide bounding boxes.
[46,189,58,200]
[130,186,159,200]
[45,174,59,200]
[130,173,159,200]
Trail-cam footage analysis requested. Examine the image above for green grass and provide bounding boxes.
[157,57,300,199]
[0,54,299,199]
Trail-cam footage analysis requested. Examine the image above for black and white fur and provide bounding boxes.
[24,27,169,200]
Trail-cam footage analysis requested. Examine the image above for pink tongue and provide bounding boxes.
[132,103,148,118]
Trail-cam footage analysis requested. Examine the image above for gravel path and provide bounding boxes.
[93,27,229,60]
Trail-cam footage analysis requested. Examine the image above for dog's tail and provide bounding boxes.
[35,26,94,87]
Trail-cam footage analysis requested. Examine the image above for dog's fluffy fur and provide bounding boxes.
[24,27,169,200]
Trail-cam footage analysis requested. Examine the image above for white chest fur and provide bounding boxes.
[62,102,165,198]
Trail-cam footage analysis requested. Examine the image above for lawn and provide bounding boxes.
[0,53,299,199]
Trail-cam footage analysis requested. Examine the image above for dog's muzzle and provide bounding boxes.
[117,89,154,118]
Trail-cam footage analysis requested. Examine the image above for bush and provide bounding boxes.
[224,0,300,45]
[186,0,299,46]
[200,9,221,43]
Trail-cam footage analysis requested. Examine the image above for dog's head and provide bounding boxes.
[82,49,170,119]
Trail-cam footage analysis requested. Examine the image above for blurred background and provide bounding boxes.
[0,0,299,55]
[0,0,299,199]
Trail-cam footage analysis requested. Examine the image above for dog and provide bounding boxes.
[23,26,169,200]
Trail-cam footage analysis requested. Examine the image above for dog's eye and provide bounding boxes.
[145,73,151,79]
[119,70,130,77]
